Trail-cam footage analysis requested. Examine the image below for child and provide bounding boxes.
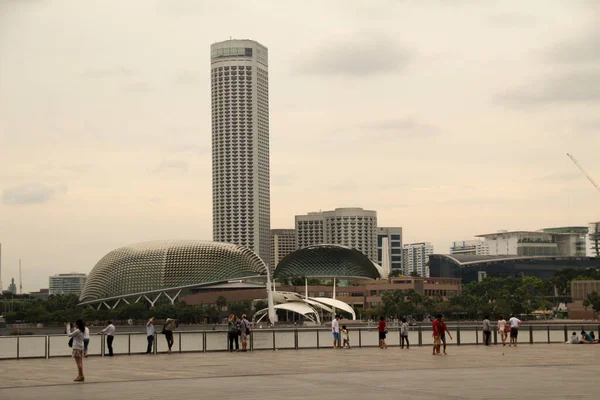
[341,325,351,349]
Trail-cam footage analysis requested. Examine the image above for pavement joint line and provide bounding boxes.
[0,361,594,391]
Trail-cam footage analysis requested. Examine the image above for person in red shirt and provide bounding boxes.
[377,316,388,349]
[432,314,443,355]
[440,316,453,355]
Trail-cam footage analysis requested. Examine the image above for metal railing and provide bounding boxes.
[1,324,598,360]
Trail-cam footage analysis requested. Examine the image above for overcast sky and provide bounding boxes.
[1,0,599,292]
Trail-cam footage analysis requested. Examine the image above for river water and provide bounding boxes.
[0,326,574,359]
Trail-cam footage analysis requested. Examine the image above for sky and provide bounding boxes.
[1,0,599,292]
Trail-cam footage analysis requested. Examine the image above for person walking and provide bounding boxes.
[240,314,251,352]
[483,316,492,346]
[440,316,453,354]
[432,314,442,355]
[331,315,341,349]
[66,320,86,382]
[508,314,522,347]
[83,325,90,358]
[146,317,155,354]
[400,317,409,349]
[99,320,115,356]
[497,315,508,346]
[163,318,177,354]
[378,316,388,349]
[227,314,239,352]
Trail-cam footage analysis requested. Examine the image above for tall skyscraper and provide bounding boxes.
[211,39,271,265]
[402,242,433,277]
[296,208,377,262]
[271,229,297,268]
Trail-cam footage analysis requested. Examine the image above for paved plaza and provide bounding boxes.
[0,344,598,399]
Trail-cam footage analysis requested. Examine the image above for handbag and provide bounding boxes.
[503,326,510,334]
[68,338,73,348]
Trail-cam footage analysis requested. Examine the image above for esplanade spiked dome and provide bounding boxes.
[80,240,268,304]
[274,244,383,280]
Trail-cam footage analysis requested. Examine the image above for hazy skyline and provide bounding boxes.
[1,0,599,292]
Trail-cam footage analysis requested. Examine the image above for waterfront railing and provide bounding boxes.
[0,324,598,360]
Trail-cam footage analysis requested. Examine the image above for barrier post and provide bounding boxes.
[418,326,422,347]
[179,332,182,353]
[529,325,533,344]
[564,325,568,343]
[457,326,461,346]
[476,327,479,345]
[45,335,49,359]
[272,330,276,351]
[547,326,550,343]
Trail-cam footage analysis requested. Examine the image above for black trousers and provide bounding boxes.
[484,331,491,346]
[107,335,114,356]
[228,332,239,351]
[146,335,154,353]
[165,331,174,350]
[401,335,409,349]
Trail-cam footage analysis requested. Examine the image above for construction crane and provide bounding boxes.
[567,153,600,194]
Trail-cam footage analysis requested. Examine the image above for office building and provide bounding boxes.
[211,39,271,266]
[429,254,600,283]
[476,227,588,257]
[7,278,17,294]
[402,242,433,277]
[377,227,402,275]
[271,229,297,268]
[49,273,87,296]
[295,208,377,262]
[450,240,484,256]
[590,221,600,257]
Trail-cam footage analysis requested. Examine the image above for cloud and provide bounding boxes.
[361,118,441,138]
[297,35,412,77]
[547,30,600,65]
[497,70,600,106]
[81,66,136,79]
[152,160,189,174]
[539,173,582,182]
[272,174,295,187]
[2,183,67,206]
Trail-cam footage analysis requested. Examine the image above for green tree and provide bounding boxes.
[215,296,227,311]
[585,291,600,314]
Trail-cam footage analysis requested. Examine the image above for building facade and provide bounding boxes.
[7,278,16,294]
[49,273,87,296]
[271,229,297,269]
[589,221,600,257]
[402,242,433,277]
[450,240,483,256]
[377,227,402,275]
[476,228,588,257]
[211,39,271,265]
[295,208,377,262]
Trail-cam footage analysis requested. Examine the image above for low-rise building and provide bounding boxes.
[49,273,87,296]
[450,240,483,256]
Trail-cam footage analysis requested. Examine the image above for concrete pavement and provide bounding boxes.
[0,344,598,399]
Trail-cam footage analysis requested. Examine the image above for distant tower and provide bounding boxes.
[210,39,271,267]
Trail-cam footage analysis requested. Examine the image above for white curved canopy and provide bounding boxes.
[311,297,356,320]
[302,297,333,313]
[253,301,321,324]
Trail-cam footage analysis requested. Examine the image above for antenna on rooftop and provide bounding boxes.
[19,259,22,295]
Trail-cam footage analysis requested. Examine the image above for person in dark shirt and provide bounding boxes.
[432,314,442,355]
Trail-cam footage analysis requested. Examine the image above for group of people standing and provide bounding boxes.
[227,313,251,352]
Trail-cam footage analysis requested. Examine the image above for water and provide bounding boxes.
[0,326,577,359]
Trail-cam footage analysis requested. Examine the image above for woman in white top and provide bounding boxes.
[66,320,86,382]
[497,315,508,346]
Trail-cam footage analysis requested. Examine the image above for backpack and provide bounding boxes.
[245,320,251,335]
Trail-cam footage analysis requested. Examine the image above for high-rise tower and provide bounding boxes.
[211,40,271,266]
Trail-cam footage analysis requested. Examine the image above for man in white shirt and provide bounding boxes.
[99,320,116,356]
[146,317,155,354]
[508,315,522,347]
[331,315,340,349]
